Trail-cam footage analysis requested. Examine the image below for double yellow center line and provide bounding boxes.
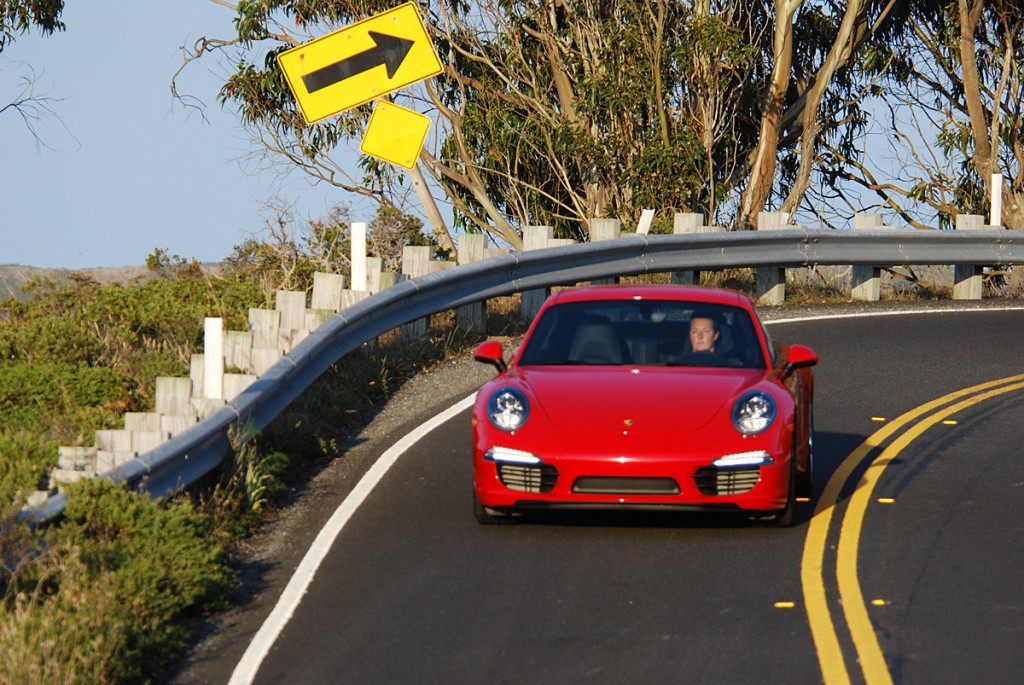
[801,373,1024,684]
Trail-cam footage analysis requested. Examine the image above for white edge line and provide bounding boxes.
[764,305,1024,326]
[228,393,477,685]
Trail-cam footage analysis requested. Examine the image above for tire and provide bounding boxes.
[795,406,815,500]
[773,443,798,527]
[473,491,511,525]
[747,446,797,527]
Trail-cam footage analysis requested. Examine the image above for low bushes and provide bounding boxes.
[1,479,233,684]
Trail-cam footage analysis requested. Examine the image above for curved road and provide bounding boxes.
[180,306,1024,684]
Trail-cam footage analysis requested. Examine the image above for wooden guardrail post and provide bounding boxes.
[850,213,884,301]
[402,245,433,338]
[953,214,988,300]
[589,218,621,285]
[756,212,789,305]
[521,225,554,321]
[276,290,309,352]
[456,234,487,334]
[204,318,224,400]
[671,213,716,285]
[311,272,345,311]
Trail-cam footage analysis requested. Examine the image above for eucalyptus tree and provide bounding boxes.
[0,0,64,52]
[182,0,904,250]
[851,0,1024,232]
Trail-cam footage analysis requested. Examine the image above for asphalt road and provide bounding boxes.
[172,304,1024,685]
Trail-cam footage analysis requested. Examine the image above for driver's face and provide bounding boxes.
[689,317,719,352]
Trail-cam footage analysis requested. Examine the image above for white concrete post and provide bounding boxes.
[224,330,253,373]
[311,272,345,311]
[203,318,224,400]
[590,217,621,241]
[991,173,1003,227]
[155,377,193,416]
[351,221,368,292]
[366,257,385,294]
[458,233,486,265]
[636,209,656,235]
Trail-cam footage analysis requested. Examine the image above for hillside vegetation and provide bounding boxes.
[0,233,500,683]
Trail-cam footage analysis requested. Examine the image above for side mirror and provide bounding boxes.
[782,343,818,378]
[473,340,507,374]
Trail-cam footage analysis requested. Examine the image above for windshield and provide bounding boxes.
[518,299,766,369]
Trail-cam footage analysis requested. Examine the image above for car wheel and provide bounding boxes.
[795,406,815,499]
[473,491,512,525]
[747,446,797,527]
[773,444,798,527]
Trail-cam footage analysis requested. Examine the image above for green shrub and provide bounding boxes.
[0,543,130,685]
[0,431,56,510]
[20,479,235,683]
[0,361,133,437]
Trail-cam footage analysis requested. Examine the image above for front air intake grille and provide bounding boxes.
[571,477,680,495]
[498,463,558,493]
[694,466,761,496]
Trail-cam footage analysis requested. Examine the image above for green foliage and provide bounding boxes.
[0,431,55,509]
[145,248,204,280]
[0,479,234,683]
[198,439,292,539]
[0,267,263,442]
[226,203,353,292]
[0,360,130,437]
[0,0,65,53]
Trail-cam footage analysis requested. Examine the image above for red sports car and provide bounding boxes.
[471,284,818,526]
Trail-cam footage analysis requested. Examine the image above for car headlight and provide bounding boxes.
[732,390,777,435]
[486,387,530,431]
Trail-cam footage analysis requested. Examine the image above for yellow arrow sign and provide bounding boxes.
[277,2,442,124]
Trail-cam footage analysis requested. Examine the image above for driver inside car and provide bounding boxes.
[689,314,720,353]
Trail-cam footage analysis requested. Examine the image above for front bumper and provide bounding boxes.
[473,424,794,514]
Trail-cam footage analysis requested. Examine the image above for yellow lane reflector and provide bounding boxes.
[943,420,958,425]
[877,498,895,504]
[775,601,796,609]
[797,497,811,503]
[871,599,888,606]
[802,373,1024,685]
[871,417,887,422]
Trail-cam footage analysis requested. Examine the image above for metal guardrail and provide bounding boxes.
[27,228,1021,521]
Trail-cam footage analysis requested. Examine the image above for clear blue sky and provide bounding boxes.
[1,1,358,270]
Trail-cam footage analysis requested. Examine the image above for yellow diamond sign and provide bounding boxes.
[360,102,430,169]
[277,2,442,124]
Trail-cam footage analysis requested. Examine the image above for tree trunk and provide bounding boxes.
[737,0,801,230]
[781,0,867,216]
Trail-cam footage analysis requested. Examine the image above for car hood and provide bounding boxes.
[514,366,765,432]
